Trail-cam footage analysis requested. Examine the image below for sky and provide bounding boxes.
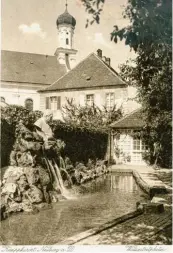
[1,0,136,71]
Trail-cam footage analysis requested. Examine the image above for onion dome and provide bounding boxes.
[56,6,76,27]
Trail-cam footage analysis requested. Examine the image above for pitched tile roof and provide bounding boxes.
[39,53,126,92]
[110,108,144,129]
[1,50,66,85]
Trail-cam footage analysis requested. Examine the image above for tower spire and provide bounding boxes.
[65,0,68,11]
[55,0,77,70]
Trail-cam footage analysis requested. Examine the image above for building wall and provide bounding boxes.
[1,81,141,117]
[39,86,128,119]
[0,81,47,110]
[112,130,147,165]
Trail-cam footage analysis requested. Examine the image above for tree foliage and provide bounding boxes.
[82,0,172,167]
[62,98,122,133]
[81,0,105,27]
[0,105,43,132]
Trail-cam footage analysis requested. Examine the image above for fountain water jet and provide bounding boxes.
[51,159,76,199]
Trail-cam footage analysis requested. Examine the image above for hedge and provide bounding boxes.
[0,105,108,168]
[53,126,108,164]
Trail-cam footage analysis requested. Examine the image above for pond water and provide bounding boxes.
[0,173,147,245]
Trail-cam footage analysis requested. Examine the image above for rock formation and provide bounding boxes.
[1,123,109,220]
[1,123,69,218]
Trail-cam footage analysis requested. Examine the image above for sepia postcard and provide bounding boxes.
[0,0,172,252]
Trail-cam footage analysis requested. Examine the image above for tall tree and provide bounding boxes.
[82,0,172,167]
[62,98,122,133]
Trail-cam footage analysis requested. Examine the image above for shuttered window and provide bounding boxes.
[46,96,61,110]
[57,96,61,110]
[45,97,50,109]
[79,94,85,106]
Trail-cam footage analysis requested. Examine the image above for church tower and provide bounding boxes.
[55,1,77,70]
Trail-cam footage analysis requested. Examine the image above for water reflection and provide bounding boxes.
[0,173,146,245]
[110,173,138,192]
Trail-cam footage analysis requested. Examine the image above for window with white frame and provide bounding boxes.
[86,94,94,106]
[50,97,57,110]
[133,138,141,151]
[47,96,61,110]
[142,142,148,151]
[133,137,147,151]
[119,135,131,152]
[132,153,142,163]
[106,93,114,110]
[131,137,148,163]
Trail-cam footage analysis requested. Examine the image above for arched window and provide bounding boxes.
[1,97,5,103]
[66,38,69,45]
[25,98,33,111]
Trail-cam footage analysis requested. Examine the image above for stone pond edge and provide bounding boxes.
[110,166,168,196]
[132,169,168,197]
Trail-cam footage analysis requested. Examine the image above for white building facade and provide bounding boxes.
[110,109,147,165]
[1,3,140,118]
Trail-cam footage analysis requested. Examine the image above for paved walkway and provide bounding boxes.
[74,211,172,245]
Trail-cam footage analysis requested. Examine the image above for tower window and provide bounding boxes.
[66,38,69,45]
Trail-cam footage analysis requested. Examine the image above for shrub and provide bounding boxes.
[50,120,108,164]
[62,98,122,133]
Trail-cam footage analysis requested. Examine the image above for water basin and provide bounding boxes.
[0,173,147,245]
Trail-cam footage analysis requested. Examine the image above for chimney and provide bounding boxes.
[105,57,111,66]
[97,49,102,58]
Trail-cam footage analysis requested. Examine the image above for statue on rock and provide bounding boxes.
[0,110,110,219]
[1,110,71,218]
